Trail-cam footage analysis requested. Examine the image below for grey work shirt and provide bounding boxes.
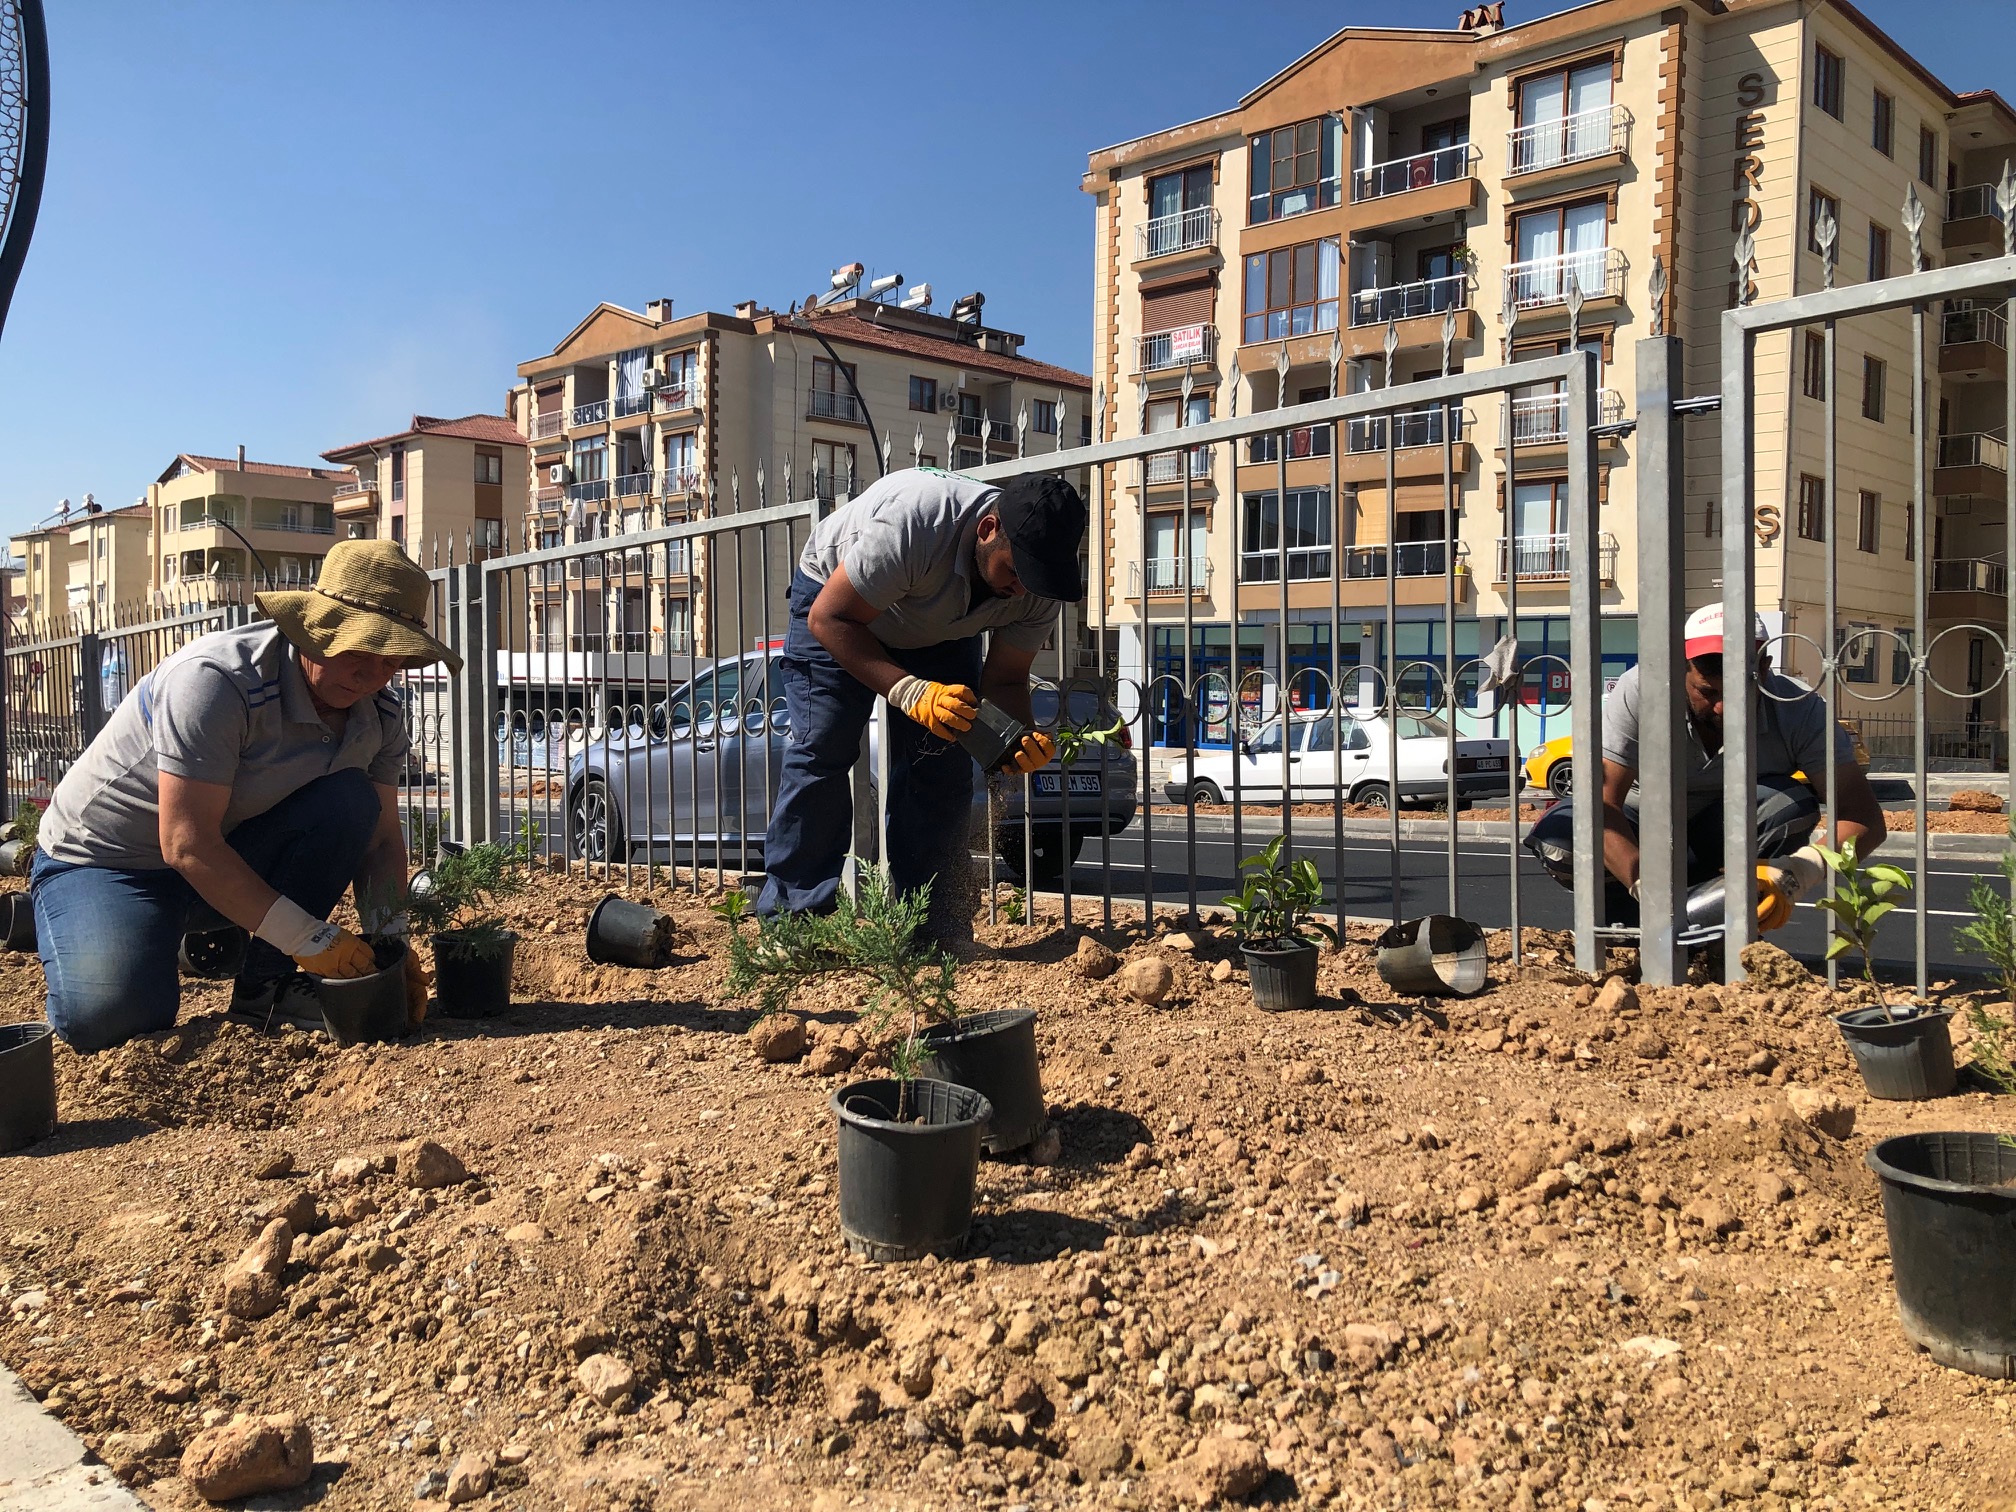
[797,468,1060,651]
[38,623,409,870]
[1601,663,1855,817]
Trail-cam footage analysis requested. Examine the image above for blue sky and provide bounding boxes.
[0,0,2008,542]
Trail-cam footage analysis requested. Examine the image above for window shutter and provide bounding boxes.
[1141,276,1214,331]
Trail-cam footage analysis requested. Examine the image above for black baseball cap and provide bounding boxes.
[992,475,1087,602]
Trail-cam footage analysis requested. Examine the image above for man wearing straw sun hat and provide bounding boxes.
[27,540,459,1051]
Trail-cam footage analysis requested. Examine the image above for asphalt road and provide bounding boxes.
[1062,822,2001,980]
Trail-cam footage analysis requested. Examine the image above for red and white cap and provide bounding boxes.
[1683,601,1768,661]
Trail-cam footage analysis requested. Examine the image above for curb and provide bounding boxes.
[0,1365,150,1512]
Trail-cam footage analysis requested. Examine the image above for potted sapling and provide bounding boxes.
[407,842,527,1019]
[1819,838,1954,1099]
[306,882,412,1045]
[1224,833,1339,1012]
[725,863,993,1259]
[1,802,39,951]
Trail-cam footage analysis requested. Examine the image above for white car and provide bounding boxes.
[1163,710,1513,808]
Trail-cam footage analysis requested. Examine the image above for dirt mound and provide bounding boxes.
[55,1014,331,1131]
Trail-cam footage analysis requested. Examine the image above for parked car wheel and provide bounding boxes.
[1352,781,1391,810]
[995,823,1083,887]
[568,775,618,863]
[1186,778,1225,805]
[1547,760,1573,798]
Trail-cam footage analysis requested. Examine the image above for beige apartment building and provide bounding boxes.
[1087,0,2012,756]
[8,501,155,625]
[321,414,529,563]
[148,451,355,602]
[508,289,1091,660]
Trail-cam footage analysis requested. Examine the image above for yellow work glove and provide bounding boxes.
[1755,865,1795,933]
[1005,732,1057,775]
[889,676,978,740]
[295,927,377,979]
[403,946,431,1027]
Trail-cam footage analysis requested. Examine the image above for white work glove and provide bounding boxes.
[255,896,375,978]
[1765,845,1826,904]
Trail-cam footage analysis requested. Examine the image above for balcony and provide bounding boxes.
[571,400,609,428]
[1344,539,1464,578]
[653,383,698,412]
[1246,425,1333,463]
[1353,144,1477,202]
[1504,247,1627,313]
[1239,545,1333,584]
[1944,184,2005,254]
[531,412,564,440]
[956,414,1016,444]
[1940,306,2008,379]
[614,393,652,419]
[1337,405,1474,482]
[1349,273,1467,329]
[665,540,693,576]
[1500,388,1627,447]
[661,467,702,498]
[614,471,653,499]
[1506,105,1631,182]
[1136,206,1220,261]
[566,479,609,505]
[1347,406,1465,454]
[1134,445,1213,487]
[332,479,378,516]
[1932,556,2008,623]
[1127,557,1213,599]
[1137,324,1216,375]
[1935,431,2009,497]
[1493,530,1620,585]
[808,388,863,423]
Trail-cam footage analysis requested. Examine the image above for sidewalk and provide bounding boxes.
[0,1366,149,1512]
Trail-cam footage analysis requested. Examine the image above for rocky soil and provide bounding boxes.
[1,867,2013,1512]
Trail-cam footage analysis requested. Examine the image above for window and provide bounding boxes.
[1868,223,1890,282]
[955,447,982,470]
[1807,189,1840,254]
[1891,627,1914,684]
[663,431,697,487]
[1032,399,1059,435]
[1919,125,1939,186]
[1813,44,1845,120]
[1247,116,1342,224]
[1147,164,1215,253]
[1802,331,1828,399]
[811,439,856,500]
[919,452,938,468]
[1242,237,1340,344]
[1872,89,1893,156]
[658,349,698,404]
[908,375,937,413]
[1509,200,1609,307]
[1239,488,1332,581]
[1904,500,1915,560]
[475,518,505,550]
[1857,489,1880,553]
[810,357,859,422]
[1511,58,1616,172]
[475,449,502,485]
[390,444,406,503]
[1797,473,1827,540]
[1862,355,1886,421]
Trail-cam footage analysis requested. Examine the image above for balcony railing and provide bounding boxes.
[1501,388,1626,445]
[614,393,652,419]
[532,411,564,439]
[1136,205,1220,260]
[331,477,376,499]
[808,388,862,422]
[1135,446,1213,485]
[1947,183,2005,223]
[566,479,609,504]
[1504,247,1627,311]
[571,400,609,427]
[1129,557,1213,597]
[1239,545,1333,583]
[1938,431,2010,470]
[1495,530,1620,582]
[1348,273,1467,328]
[665,540,693,575]
[1942,306,2008,348]
[653,383,697,411]
[1247,424,1333,462]
[613,471,653,499]
[955,415,1016,443]
[1346,405,1466,454]
[661,467,702,497]
[248,518,335,536]
[1352,144,1478,202]
[1137,324,1215,373]
[1506,104,1631,175]
[1931,557,2008,596]
[1344,540,1463,578]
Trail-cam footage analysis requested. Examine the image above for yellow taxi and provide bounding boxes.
[1523,730,1871,797]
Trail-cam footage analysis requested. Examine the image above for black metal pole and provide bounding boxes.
[805,326,884,481]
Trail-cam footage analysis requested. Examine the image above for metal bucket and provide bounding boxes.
[1374,915,1488,997]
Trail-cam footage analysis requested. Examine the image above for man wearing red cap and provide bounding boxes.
[1527,601,1886,929]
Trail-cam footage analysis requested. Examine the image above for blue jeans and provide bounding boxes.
[757,569,981,923]
[31,768,381,1052]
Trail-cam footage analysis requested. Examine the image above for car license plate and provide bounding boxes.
[1468,758,1504,771]
[1034,774,1102,795]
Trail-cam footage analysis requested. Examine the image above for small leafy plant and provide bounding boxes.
[1055,714,1126,769]
[1815,837,1913,994]
[8,801,41,847]
[724,862,958,1117]
[1956,819,2016,1099]
[407,842,529,962]
[711,887,752,930]
[1223,834,1340,951]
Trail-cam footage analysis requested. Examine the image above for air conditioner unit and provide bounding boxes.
[641,369,665,390]
[548,464,571,485]
[939,391,959,411]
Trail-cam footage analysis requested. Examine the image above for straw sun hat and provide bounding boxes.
[255,539,463,674]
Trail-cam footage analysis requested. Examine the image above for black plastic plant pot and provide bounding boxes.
[919,1008,1044,1155]
[0,1022,57,1153]
[178,925,248,979]
[1833,1005,1956,1100]
[0,840,31,878]
[1375,914,1489,997]
[957,700,1030,774]
[1866,1132,2016,1378]
[1243,939,1321,1012]
[433,932,518,1018]
[313,937,410,1046]
[830,1077,991,1262]
[585,894,674,968]
[1,892,36,954]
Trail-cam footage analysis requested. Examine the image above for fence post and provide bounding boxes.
[1564,347,1606,975]
[1634,334,1688,985]
[452,562,497,847]
[78,629,105,742]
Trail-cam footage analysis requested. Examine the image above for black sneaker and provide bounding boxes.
[225,975,327,1033]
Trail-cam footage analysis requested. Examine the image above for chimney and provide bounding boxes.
[647,297,673,323]
[733,300,758,320]
[1459,2,1505,34]
[236,444,246,471]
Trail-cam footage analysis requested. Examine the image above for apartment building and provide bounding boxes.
[508,288,1091,660]
[148,451,354,602]
[322,414,529,562]
[1086,0,2011,753]
[8,501,154,624]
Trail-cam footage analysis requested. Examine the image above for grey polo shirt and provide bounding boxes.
[38,623,409,870]
[1601,663,1855,818]
[798,468,1060,651]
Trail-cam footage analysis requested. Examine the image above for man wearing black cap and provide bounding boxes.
[757,467,1086,942]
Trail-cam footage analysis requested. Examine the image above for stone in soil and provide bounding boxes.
[749,1012,808,1062]
[1786,1086,1856,1138]
[1073,936,1119,979]
[444,1450,494,1505]
[1739,940,1812,988]
[574,1352,637,1407]
[217,1218,293,1320]
[1949,788,2004,813]
[179,1413,314,1502]
[1162,1434,1269,1506]
[1119,957,1172,1004]
[1593,978,1637,1014]
[397,1138,466,1190]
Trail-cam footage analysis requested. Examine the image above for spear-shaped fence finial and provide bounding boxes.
[1563,270,1584,348]
[1733,222,1758,306]
[1815,199,1838,289]
[913,424,925,465]
[1330,329,1345,395]
[1648,253,1669,338]
[1902,182,1926,273]
[1016,402,1028,459]
[1383,318,1399,389]
[1998,160,2016,260]
[1439,305,1456,378]
[1226,351,1241,419]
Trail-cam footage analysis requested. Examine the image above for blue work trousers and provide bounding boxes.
[31,768,380,1051]
[756,570,980,921]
